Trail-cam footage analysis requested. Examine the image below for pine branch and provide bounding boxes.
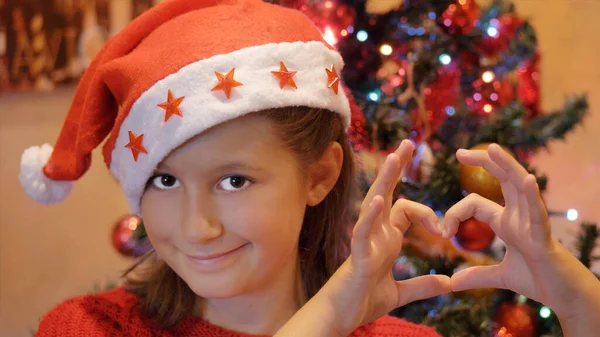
[576,222,599,268]
[512,96,588,150]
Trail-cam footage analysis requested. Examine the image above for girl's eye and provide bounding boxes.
[150,174,181,190]
[218,175,252,192]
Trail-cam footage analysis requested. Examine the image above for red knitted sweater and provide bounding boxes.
[35,287,441,337]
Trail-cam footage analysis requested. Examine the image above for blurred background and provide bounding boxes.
[1,0,599,336]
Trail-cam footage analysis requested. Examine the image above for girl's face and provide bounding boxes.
[140,114,309,299]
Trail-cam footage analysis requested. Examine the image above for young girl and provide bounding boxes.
[19,0,600,336]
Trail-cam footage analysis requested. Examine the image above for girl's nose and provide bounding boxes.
[181,195,223,244]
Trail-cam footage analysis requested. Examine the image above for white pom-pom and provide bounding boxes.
[19,144,73,204]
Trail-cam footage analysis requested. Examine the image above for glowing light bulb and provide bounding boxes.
[323,26,337,45]
[356,30,368,42]
[483,104,493,113]
[380,44,393,56]
[482,70,495,83]
[487,26,499,37]
[439,53,451,65]
[368,92,379,101]
[540,306,552,319]
[566,208,579,221]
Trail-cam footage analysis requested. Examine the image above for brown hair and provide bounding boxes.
[123,107,357,328]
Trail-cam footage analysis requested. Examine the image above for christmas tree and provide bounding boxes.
[264,0,597,336]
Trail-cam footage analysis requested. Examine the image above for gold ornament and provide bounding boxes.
[365,0,403,15]
[459,143,512,203]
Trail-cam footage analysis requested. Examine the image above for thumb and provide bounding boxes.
[451,265,505,292]
[396,275,451,307]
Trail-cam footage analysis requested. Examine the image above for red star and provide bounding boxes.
[211,68,243,99]
[157,90,184,122]
[124,131,148,162]
[271,61,297,89]
[325,65,340,95]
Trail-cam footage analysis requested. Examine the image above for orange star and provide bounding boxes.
[211,68,243,99]
[271,61,297,89]
[325,65,340,95]
[157,90,184,122]
[124,131,148,162]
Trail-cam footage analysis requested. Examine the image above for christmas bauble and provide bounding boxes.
[365,0,403,15]
[455,218,496,251]
[493,302,536,337]
[111,215,152,257]
[459,143,512,203]
[439,0,480,35]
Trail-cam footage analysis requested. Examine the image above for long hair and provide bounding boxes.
[123,107,357,328]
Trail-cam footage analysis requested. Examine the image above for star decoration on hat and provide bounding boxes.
[157,90,185,122]
[271,61,297,89]
[325,65,340,95]
[211,68,243,99]
[124,131,148,162]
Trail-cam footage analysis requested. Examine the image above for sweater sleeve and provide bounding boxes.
[35,288,144,337]
[352,315,443,337]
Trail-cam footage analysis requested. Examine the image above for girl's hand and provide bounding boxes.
[443,144,600,329]
[319,139,451,336]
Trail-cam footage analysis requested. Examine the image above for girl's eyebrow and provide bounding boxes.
[155,162,172,172]
[212,162,264,173]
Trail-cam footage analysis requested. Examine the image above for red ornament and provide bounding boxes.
[454,218,496,251]
[111,215,152,257]
[297,0,355,44]
[517,53,540,118]
[477,15,523,56]
[439,0,480,35]
[411,65,461,140]
[124,131,148,162]
[493,302,537,337]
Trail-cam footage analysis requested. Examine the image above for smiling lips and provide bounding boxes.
[185,244,248,271]
[188,245,246,260]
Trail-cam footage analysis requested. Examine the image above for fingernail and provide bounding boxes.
[436,221,444,235]
[457,149,467,155]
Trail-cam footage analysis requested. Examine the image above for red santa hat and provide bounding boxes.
[19,0,352,215]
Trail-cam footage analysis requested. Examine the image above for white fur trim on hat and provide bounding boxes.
[19,144,74,204]
[109,41,350,214]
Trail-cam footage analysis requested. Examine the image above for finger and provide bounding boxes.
[396,275,451,307]
[451,265,505,292]
[456,148,506,179]
[457,147,519,210]
[389,140,416,198]
[488,143,529,190]
[390,198,439,235]
[352,195,384,259]
[443,193,503,239]
[360,153,398,214]
[523,174,552,242]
